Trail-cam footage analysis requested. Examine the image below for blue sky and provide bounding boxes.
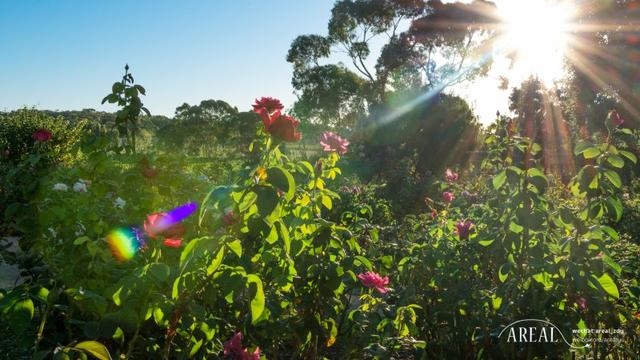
[0,0,513,123]
[0,0,335,115]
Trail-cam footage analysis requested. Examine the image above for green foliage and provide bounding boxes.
[0,109,86,235]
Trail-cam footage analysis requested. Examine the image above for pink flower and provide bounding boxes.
[608,110,624,127]
[576,297,587,311]
[357,271,390,294]
[224,332,244,358]
[252,97,284,113]
[32,128,52,142]
[223,332,260,360]
[442,191,455,203]
[431,210,438,220]
[455,220,474,239]
[241,347,260,360]
[444,168,459,182]
[320,132,349,155]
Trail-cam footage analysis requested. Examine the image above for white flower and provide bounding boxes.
[75,223,86,236]
[52,183,68,191]
[48,227,57,238]
[114,197,126,209]
[623,193,630,200]
[73,182,88,192]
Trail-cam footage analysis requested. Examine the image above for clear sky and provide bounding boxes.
[0,0,517,124]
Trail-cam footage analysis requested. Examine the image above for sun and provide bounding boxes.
[497,0,576,86]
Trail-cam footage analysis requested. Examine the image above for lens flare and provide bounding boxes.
[148,202,198,235]
[107,227,146,262]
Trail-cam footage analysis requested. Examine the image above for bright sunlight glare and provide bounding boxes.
[497,0,576,86]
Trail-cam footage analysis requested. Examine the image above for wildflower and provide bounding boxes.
[254,99,301,142]
[52,183,68,191]
[431,209,438,220]
[320,132,349,155]
[73,181,88,192]
[252,97,284,113]
[114,197,126,209]
[455,220,474,239]
[442,191,455,203]
[32,128,52,142]
[445,168,459,182]
[357,271,390,294]
[608,110,624,127]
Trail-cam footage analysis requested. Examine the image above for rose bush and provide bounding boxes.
[1,90,639,359]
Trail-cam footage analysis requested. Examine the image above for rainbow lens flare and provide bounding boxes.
[107,227,146,262]
[150,202,198,234]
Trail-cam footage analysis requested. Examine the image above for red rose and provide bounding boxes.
[32,128,52,142]
[252,97,284,113]
[163,238,182,248]
[255,105,301,143]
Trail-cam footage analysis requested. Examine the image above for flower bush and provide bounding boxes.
[1,92,639,359]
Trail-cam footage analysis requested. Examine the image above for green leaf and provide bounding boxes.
[593,273,619,299]
[607,155,625,168]
[498,263,510,283]
[321,195,333,210]
[620,150,637,164]
[603,170,622,189]
[581,146,601,159]
[147,263,170,285]
[207,247,225,276]
[73,341,113,360]
[532,272,553,290]
[478,239,495,247]
[605,197,623,221]
[266,166,295,201]
[602,255,622,277]
[9,298,34,334]
[73,236,90,245]
[189,339,203,358]
[354,255,372,271]
[491,295,502,310]
[492,170,506,190]
[226,240,242,258]
[246,274,265,324]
